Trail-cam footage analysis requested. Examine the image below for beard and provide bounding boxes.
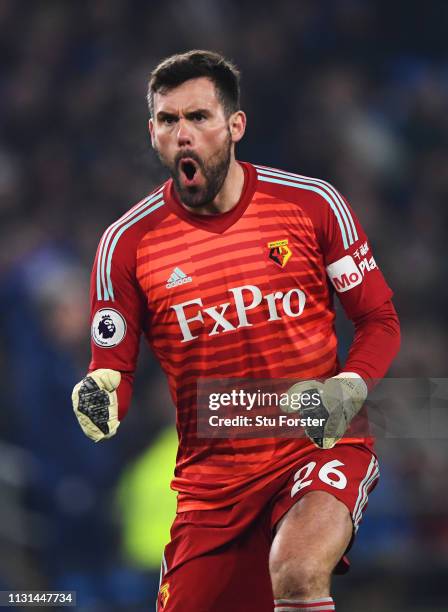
[155,132,232,209]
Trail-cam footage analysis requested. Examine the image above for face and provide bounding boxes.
[149,77,245,208]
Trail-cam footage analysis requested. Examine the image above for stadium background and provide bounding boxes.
[0,1,447,610]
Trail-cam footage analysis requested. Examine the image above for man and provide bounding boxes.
[72,50,400,611]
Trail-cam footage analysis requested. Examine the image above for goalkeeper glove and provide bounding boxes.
[284,373,368,449]
[72,369,121,442]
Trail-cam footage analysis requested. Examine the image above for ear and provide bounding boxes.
[229,110,246,144]
[148,118,155,148]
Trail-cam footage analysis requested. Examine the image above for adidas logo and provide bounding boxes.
[166,267,193,289]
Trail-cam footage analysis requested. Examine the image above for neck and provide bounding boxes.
[181,156,244,216]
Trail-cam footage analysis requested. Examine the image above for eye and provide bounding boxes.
[162,116,176,125]
[191,112,206,122]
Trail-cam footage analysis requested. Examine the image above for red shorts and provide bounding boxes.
[157,444,379,612]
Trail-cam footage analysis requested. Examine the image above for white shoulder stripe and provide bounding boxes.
[96,186,164,301]
[255,165,358,249]
[257,174,352,249]
[105,198,165,301]
[96,187,164,301]
[255,164,358,241]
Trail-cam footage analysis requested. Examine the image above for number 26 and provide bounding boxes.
[291,459,347,497]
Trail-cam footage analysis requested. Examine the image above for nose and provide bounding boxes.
[176,118,193,147]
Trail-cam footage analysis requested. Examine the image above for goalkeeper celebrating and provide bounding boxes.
[72,50,400,612]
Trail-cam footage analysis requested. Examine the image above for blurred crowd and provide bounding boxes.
[0,1,447,610]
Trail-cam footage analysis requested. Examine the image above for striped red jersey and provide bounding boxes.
[89,162,392,511]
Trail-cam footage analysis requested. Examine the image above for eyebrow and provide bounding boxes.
[156,108,211,120]
[185,109,210,117]
[156,110,176,118]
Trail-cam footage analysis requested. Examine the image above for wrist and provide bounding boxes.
[330,373,368,416]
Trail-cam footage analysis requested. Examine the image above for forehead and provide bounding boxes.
[153,77,222,114]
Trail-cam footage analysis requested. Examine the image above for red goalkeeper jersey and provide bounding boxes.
[89,162,393,511]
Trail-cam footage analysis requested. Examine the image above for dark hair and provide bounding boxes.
[147,50,240,118]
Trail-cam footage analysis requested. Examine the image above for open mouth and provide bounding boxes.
[180,159,198,182]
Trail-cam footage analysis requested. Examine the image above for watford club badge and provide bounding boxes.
[268,239,292,268]
[158,582,170,609]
